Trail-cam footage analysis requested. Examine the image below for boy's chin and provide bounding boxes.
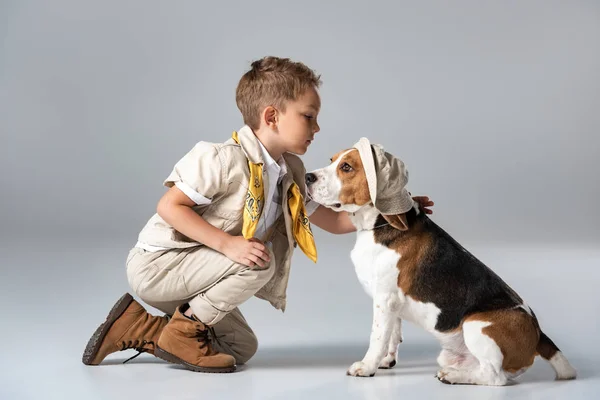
[287,146,308,156]
[294,142,312,155]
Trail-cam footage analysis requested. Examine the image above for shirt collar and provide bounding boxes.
[256,133,288,182]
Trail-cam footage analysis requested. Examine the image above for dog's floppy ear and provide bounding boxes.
[382,213,409,231]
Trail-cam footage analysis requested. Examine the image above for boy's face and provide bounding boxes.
[276,87,321,155]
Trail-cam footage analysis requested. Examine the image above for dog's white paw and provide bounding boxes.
[378,354,397,369]
[436,367,475,385]
[436,367,459,384]
[347,361,377,377]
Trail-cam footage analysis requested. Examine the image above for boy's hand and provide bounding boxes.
[413,196,434,214]
[222,236,271,269]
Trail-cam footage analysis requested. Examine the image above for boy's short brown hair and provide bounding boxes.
[236,56,322,130]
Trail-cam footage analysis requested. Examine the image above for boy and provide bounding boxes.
[82,56,434,373]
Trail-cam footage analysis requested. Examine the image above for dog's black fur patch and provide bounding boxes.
[373,210,523,332]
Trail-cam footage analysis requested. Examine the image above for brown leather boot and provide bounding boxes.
[82,293,169,365]
[155,305,236,373]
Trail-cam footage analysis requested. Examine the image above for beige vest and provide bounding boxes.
[137,127,308,311]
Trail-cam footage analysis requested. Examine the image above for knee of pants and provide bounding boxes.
[253,263,276,286]
[236,334,259,365]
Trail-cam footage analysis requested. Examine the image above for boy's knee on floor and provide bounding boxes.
[236,335,259,365]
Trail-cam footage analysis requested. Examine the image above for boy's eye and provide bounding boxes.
[340,162,353,172]
[304,114,314,119]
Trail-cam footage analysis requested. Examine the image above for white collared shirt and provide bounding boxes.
[253,139,287,241]
[254,140,321,239]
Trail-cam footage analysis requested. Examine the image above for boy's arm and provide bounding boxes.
[309,205,356,234]
[412,196,434,214]
[157,186,270,269]
[308,195,435,234]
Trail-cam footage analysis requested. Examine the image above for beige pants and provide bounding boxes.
[126,246,276,364]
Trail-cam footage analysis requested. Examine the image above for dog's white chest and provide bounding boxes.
[351,230,401,298]
[351,229,442,332]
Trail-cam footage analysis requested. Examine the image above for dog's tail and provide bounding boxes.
[537,330,577,380]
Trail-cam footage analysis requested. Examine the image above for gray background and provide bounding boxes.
[1,1,599,399]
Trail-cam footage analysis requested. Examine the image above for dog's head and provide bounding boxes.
[305,147,411,230]
[305,148,370,213]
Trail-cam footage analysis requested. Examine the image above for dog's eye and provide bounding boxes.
[340,162,353,172]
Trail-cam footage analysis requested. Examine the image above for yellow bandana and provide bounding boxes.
[232,131,317,262]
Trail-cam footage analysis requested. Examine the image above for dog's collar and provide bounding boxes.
[351,213,390,231]
[366,221,390,231]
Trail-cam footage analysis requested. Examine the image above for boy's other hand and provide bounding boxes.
[222,236,271,269]
[412,196,434,214]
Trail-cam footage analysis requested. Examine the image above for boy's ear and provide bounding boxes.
[382,213,409,231]
[264,106,277,128]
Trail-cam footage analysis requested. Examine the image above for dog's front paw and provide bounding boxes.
[347,361,377,377]
[379,353,397,369]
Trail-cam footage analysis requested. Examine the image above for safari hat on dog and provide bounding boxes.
[352,137,414,215]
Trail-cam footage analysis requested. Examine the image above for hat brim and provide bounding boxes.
[353,137,378,206]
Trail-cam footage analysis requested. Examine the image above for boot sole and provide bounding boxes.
[154,346,236,373]
[82,293,135,365]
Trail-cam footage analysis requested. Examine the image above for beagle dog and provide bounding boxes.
[305,147,576,386]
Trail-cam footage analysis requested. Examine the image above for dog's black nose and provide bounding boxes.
[305,173,317,185]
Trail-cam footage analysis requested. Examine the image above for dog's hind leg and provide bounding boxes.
[436,321,508,386]
[435,330,478,371]
[437,310,538,386]
[379,317,403,369]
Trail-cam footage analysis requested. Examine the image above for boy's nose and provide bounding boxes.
[305,173,317,185]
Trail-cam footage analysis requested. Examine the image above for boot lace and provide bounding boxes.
[120,313,168,364]
[195,325,221,350]
[120,339,154,364]
[195,327,211,349]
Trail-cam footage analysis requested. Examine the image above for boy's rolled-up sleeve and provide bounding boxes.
[163,142,226,205]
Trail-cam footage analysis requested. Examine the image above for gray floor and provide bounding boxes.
[2,239,598,399]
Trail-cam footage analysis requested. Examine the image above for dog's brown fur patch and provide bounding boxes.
[330,150,347,163]
[374,217,433,298]
[336,149,371,207]
[464,310,539,373]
